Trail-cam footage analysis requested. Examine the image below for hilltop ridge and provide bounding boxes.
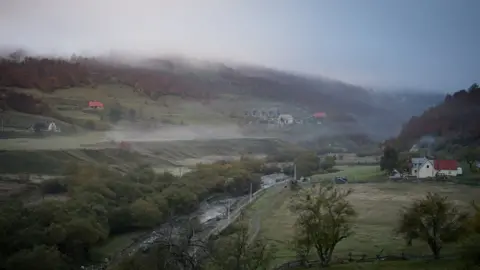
[0,51,443,140]
[391,83,480,149]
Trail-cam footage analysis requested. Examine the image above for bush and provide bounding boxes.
[84,120,96,130]
[109,107,123,123]
[460,234,480,268]
[40,178,68,195]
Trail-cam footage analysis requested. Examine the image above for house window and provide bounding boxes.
[426,165,430,168]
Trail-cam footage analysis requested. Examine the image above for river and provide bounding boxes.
[86,194,248,270]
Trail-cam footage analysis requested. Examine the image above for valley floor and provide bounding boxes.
[238,173,480,268]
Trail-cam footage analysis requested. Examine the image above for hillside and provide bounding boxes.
[393,83,480,149]
[0,53,442,140]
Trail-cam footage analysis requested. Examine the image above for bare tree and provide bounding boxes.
[118,217,208,270]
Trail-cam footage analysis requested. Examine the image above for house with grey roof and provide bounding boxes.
[410,157,430,177]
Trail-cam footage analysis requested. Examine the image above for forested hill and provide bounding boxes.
[0,51,445,139]
[0,55,381,121]
[394,83,480,149]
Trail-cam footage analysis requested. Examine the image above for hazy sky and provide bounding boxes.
[1,0,479,91]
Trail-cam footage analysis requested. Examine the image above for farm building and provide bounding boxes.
[434,160,461,176]
[313,112,327,118]
[277,114,294,125]
[410,158,461,178]
[311,112,327,124]
[88,100,104,109]
[29,121,61,133]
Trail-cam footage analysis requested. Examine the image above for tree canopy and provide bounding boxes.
[290,185,356,266]
[396,193,470,259]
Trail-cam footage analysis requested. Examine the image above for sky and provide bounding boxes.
[1,0,479,92]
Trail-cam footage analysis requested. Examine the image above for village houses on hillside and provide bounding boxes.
[410,157,462,178]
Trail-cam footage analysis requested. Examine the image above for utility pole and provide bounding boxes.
[293,163,297,181]
[190,217,197,263]
[227,199,231,221]
[249,182,253,203]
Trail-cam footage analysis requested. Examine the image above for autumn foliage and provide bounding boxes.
[0,54,369,121]
[395,83,480,148]
[0,57,90,92]
[3,91,50,115]
[0,56,212,101]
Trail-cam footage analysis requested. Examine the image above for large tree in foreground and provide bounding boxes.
[396,193,470,259]
[290,185,356,266]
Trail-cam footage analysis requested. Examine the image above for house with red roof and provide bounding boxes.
[313,112,327,118]
[88,100,104,110]
[434,160,461,176]
[410,158,462,178]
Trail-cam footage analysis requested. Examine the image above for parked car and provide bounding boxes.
[334,176,348,184]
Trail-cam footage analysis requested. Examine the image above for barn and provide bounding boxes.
[88,100,104,109]
[313,112,327,118]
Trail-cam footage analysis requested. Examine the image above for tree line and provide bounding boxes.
[266,151,337,177]
[0,56,211,100]
[0,158,268,270]
[393,83,480,150]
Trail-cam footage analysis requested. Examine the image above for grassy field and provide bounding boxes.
[13,84,234,127]
[0,138,299,174]
[298,259,462,270]
[0,131,110,150]
[321,153,380,165]
[246,181,480,267]
[312,165,384,183]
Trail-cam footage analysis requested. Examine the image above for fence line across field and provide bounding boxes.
[273,253,459,270]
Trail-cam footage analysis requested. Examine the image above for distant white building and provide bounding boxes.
[47,121,61,132]
[278,114,294,125]
[409,144,419,152]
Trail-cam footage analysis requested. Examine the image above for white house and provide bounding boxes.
[414,159,435,178]
[47,121,61,132]
[410,158,461,178]
[410,157,430,177]
[278,114,294,125]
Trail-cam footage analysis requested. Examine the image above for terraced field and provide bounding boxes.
[0,137,300,174]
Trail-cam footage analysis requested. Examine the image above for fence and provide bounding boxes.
[273,253,459,270]
[204,179,287,239]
